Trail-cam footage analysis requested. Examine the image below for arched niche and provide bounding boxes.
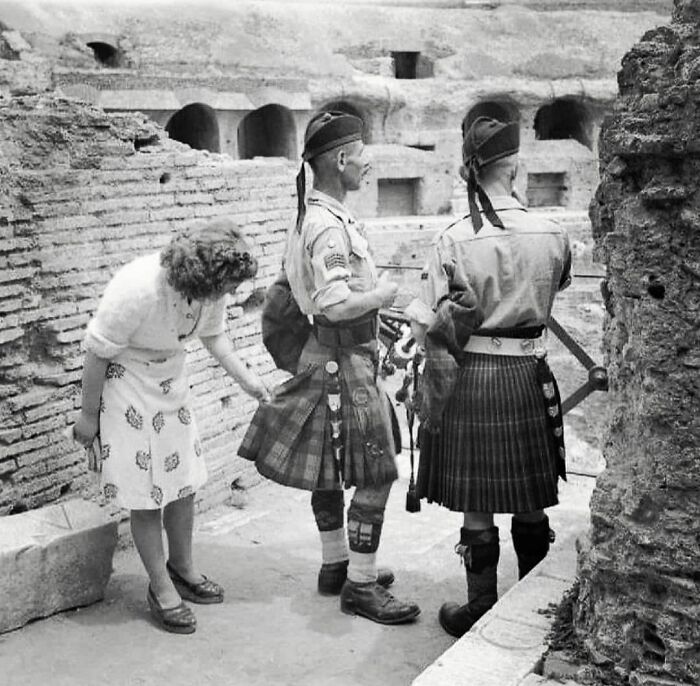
[165,103,221,153]
[237,104,297,160]
[534,98,594,150]
[463,100,520,136]
[317,99,372,144]
[87,41,122,68]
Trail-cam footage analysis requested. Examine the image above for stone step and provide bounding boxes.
[411,489,590,686]
[0,498,118,633]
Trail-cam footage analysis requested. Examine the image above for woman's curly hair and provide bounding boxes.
[160,218,258,301]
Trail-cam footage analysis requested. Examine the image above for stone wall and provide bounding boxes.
[576,1,700,683]
[347,144,453,219]
[0,93,295,515]
[0,1,672,216]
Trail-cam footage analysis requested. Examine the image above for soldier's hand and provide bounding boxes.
[376,272,399,308]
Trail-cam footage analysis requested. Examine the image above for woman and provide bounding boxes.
[73,217,269,635]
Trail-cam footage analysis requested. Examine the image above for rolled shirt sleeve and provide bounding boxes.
[197,295,228,338]
[405,239,452,327]
[309,226,352,311]
[558,233,573,292]
[84,261,154,359]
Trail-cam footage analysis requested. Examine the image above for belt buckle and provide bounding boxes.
[520,339,535,354]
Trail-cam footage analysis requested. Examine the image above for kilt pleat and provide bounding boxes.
[238,335,398,491]
[417,352,559,513]
[304,337,398,490]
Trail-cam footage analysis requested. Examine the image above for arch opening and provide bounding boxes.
[165,103,221,153]
[534,98,593,149]
[87,41,121,68]
[237,104,297,160]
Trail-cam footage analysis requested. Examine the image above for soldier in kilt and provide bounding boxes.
[239,111,420,625]
[406,117,572,638]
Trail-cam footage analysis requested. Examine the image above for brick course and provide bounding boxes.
[0,93,295,516]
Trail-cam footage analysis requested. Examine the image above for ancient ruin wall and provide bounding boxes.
[577,1,700,682]
[0,94,295,515]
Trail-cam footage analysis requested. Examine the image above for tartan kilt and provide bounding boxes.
[417,352,560,514]
[238,335,399,491]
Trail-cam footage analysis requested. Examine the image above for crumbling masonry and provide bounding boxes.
[578,1,700,682]
[0,95,294,514]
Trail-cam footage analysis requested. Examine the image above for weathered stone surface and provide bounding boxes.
[412,525,585,686]
[0,498,118,633]
[542,651,582,681]
[0,93,295,515]
[579,1,700,683]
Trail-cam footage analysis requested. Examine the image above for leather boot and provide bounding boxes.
[340,580,420,625]
[438,526,499,638]
[318,560,395,595]
[511,515,555,579]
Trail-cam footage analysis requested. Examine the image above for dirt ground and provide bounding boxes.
[0,454,594,686]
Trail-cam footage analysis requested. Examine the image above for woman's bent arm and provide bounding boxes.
[200,333,270,402]
[74,351,109,444]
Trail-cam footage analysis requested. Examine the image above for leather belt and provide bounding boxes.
[464,335,545,357]
[312,317,377,348]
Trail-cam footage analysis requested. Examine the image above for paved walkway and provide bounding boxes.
[0,447,593,686]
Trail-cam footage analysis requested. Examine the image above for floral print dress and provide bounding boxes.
[84,252,227,510]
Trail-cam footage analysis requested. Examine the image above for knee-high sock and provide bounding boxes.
[312,489,348,564]
[511,515,552,579]
[347,502,384,583]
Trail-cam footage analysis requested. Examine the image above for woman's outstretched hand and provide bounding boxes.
[240,374,271,403]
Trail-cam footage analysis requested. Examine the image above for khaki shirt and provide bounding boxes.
[405,196,571,330]
[285,189,378,316]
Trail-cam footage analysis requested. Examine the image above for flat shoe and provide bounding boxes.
[166,561,224,604]
[146,586,196,635]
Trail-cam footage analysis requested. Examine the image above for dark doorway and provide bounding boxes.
[463,100,520,136]
[392,52,418,79]
[534,98,593,149]
[318,100,371,144]
[87,41,122,68]
[165,103,221,153]
[526,172,568,207]
[237,104,297,160]
[378,178,419,216]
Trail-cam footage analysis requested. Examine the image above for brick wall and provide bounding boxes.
[0,93,296,515]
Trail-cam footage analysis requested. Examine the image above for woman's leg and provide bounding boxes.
[162,494,202,584]
[130,508,180,608]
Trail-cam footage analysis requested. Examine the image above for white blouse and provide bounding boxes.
[84,252,227,359]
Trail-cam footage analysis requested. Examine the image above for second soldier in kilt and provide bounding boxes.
[407,116,571,638]
[239,111,420,625]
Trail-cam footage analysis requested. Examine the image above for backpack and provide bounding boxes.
[261,270,311,375]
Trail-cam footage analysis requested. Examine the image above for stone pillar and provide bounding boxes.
[577,2,700,684]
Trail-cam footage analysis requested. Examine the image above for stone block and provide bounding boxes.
[542,651,582,681]
[0,499,118,633]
